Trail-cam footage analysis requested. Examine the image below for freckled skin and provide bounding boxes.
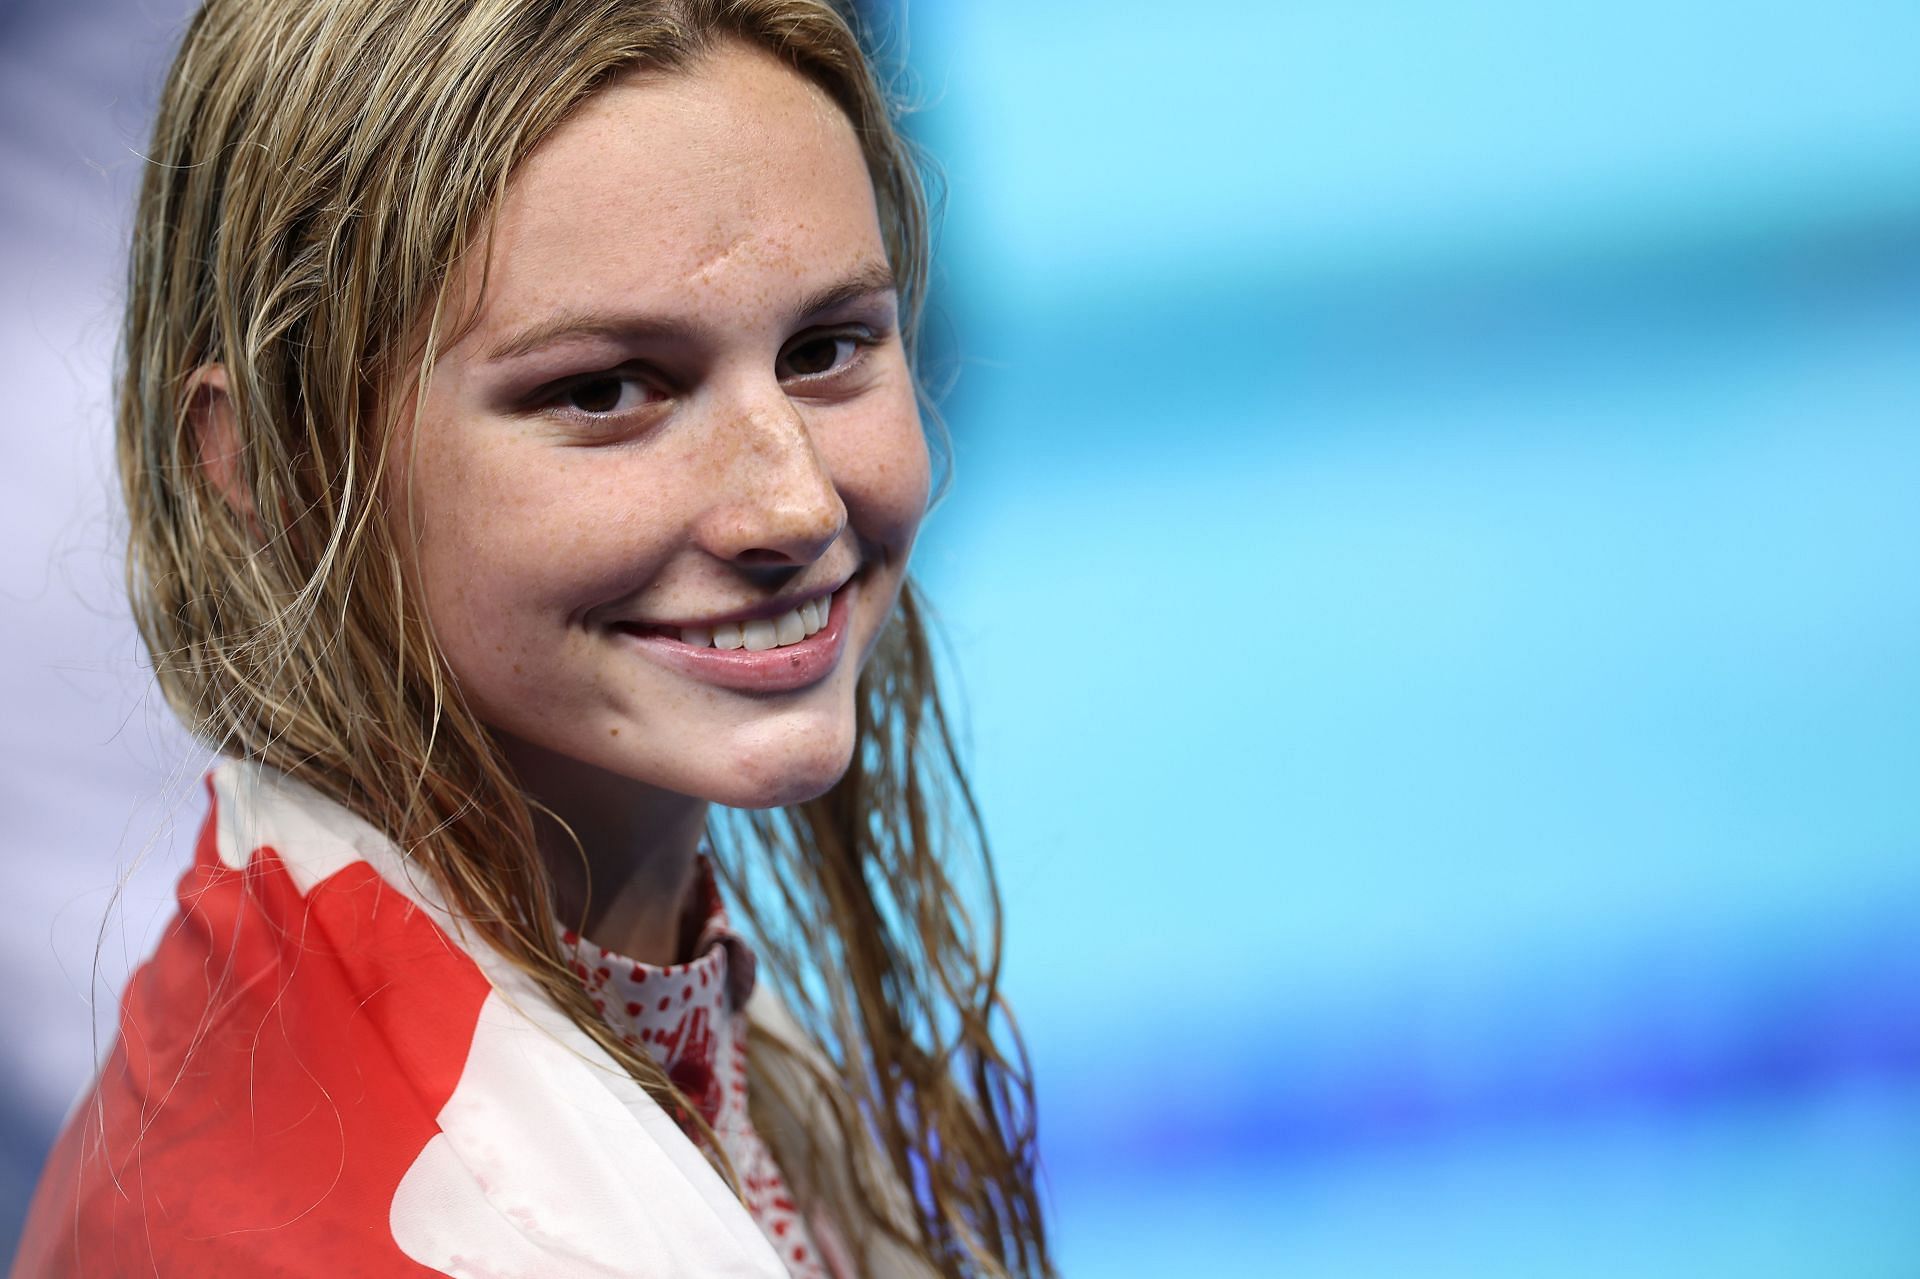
[393,45,929,914]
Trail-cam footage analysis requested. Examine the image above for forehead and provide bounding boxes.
[459,44,883,339]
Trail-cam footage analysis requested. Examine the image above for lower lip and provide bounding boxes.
[613,583,854,693]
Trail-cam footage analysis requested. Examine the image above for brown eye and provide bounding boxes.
[566,376,626,414]
[779,334,860,380]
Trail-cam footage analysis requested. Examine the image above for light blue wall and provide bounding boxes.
[901,3,1920,1274]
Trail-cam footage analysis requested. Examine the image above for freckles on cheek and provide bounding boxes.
[839,411,932,532]
[409,504,532,654]
[425,457,565,583]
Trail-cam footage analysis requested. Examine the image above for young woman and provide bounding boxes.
[13,2,1049,1275]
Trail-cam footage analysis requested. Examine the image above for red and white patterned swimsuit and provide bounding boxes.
[564,861,840,1279]
[13,761,838,1278]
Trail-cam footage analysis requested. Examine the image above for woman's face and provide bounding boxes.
[399,45,929,811]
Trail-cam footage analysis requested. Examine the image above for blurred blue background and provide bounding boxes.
[5,1,1920,1274]
[900,2,1920,1275]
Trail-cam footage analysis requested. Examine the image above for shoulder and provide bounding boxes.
[15,762,785,1278]
[14,764,493,1275]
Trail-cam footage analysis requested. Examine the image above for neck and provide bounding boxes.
[500,736,709,966]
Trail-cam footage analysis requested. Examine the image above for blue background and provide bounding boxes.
[900,2,1920,1275]
[4,1,1920,1273]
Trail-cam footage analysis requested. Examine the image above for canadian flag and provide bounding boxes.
[14,761,786,1278]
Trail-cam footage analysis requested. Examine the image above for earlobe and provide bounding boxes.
[186,364,262,537]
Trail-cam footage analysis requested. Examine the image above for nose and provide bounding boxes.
[692,392,847,576]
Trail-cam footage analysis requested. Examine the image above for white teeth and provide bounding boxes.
[740,618,777,651]
[667,592,832,652]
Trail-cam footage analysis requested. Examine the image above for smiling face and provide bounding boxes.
[400,44,930,813]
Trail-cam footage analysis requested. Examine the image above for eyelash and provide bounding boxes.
[538,326,883,425]
[777,328,879,384]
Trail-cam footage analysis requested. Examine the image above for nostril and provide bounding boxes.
[733,548,798,567]
[728,559,807,592]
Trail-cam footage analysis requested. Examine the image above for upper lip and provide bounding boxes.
[607,572,853,632]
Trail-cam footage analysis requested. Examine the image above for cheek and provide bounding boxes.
[397,427,605,707]
[407,428,649,616]
[830,384,931,548]
[407,438,541,620]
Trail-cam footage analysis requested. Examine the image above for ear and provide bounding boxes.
[186,364,261,536]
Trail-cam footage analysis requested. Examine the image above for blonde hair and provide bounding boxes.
[120,0,1049,1273]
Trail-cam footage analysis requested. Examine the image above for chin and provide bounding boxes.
[696,713,858,811]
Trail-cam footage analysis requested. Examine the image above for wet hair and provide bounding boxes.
[120,1,1049,1272]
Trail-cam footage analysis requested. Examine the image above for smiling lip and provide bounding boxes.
[611,582,853,693]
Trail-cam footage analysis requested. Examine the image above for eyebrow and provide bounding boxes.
[482,259,899,364]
